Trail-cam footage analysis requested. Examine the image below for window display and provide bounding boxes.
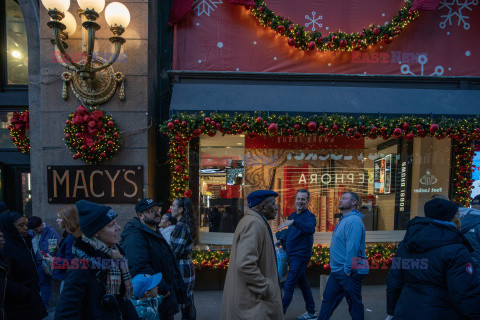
[198,134,452,234]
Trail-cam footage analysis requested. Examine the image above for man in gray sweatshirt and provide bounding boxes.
[317,191,368,320]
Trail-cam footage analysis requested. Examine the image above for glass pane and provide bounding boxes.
[0,111,17,149]
[6,0,28,85]
[199,135,245,233]
[21,171,32,216]
[198,134,452,234]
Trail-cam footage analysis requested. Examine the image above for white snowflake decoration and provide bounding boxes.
[193,0,223,17]
[400,55,444,76]
[438,0,479,30]
[305,12,323,31]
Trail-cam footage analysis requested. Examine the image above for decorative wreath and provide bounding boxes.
[64,106,121,164]
[247,0,419,52]
[161,112,480,205]
[9,110,30,154]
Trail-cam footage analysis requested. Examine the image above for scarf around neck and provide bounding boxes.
[73,235,133,299]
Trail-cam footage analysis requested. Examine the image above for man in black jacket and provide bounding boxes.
[386,198,480,320]
[121,198,186,320]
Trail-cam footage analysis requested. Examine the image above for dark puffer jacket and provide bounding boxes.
[54,237,139,320]
[120,217,187,318]
[0,212,48,320]
[460,208,480,272]
[387,217,480,320]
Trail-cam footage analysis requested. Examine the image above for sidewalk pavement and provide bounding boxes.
[47,285,388,320]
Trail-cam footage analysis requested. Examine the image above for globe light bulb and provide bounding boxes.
[105,2,130,28]
[62,10,77,35]
[77,0,105,13]
[41,0,70,12]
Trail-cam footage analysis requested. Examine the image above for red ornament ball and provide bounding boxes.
[100,152,107,158]
[429,123,439,133]
[256,117,262,123]
[181,121,187,127]
[294,124,301,131]
[308,41,316,50]
[288,38,296,46]
[277,25,285,34]
[174,165,183,173]
[307,121,317,132]
[205,117,211,122]
[405,133,415,141]
[108,121,114,127]
[184,189,192,198]
[268,123,278,134]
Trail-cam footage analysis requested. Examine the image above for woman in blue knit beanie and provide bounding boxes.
[54,200,139,320]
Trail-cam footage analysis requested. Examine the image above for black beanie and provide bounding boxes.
[27,216,43,229]
[76,200,117,238]
[424,198,458,221]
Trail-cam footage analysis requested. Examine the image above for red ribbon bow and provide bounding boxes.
[10,111,29,139]
[71,106,104,147]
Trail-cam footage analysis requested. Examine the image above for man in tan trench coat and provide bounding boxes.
[221,190,283,320]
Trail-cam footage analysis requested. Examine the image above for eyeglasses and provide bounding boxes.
[144,207,160,215]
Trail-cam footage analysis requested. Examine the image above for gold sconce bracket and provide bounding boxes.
[61,57,125,106]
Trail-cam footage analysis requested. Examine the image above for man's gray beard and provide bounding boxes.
[144,217,160,228]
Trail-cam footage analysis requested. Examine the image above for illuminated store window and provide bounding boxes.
[6,0,28,85]
[198,134,452,233]
[0,111,16,149]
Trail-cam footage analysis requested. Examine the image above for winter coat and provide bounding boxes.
[120,217,187,318]
[0,254,7,320]
[460,208,480,272]
[386,217,480,320]
[221,209,283,320]
[0,212,48,320]
[130,296,164,320]
[275,209,316,260]
[54,237,139,320]
[28,224,61,265]
[52,232,76,281]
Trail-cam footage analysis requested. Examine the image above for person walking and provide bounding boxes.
[54,200,139,320]
[276,189,317,319]
[121,198,187,320]
[318,191,369,320]
[170,197,198,320]
[0,211,48,319]
[386,198,480,320]
[52,206,79,290]
[221,190,283,320]
[27,215,61,310]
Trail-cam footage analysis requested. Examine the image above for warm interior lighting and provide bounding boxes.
[11,51,21,58]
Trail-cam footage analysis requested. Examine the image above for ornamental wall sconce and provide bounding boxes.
[41,0,130,106]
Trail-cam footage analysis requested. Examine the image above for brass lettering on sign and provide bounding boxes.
[105,170,121,197]
[73,170,89,197]
[123,170,138,198]
[90,170,105,198]
[53,170,70,198]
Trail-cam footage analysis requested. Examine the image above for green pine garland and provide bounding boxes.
[247,0,419,51]
[161,112,479,205]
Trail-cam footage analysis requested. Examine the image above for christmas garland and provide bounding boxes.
[191,242,398,270]
[64,106,121,164]
[9,110,30,154]
[161,112,479,204]
[247,0,419,52]
[452,139,475,207]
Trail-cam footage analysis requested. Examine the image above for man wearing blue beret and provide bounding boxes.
[221,190,283,320]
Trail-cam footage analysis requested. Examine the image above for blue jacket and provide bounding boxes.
[329,210,368,275]
[276,209,316,260]
[28,224,61,264]
[460,208,480,273]
[52,233,76,281]
[387,217,480,320]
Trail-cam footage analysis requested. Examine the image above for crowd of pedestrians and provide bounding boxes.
[0,189,480,320]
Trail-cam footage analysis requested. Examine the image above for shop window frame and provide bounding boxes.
[0,0,28,92]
